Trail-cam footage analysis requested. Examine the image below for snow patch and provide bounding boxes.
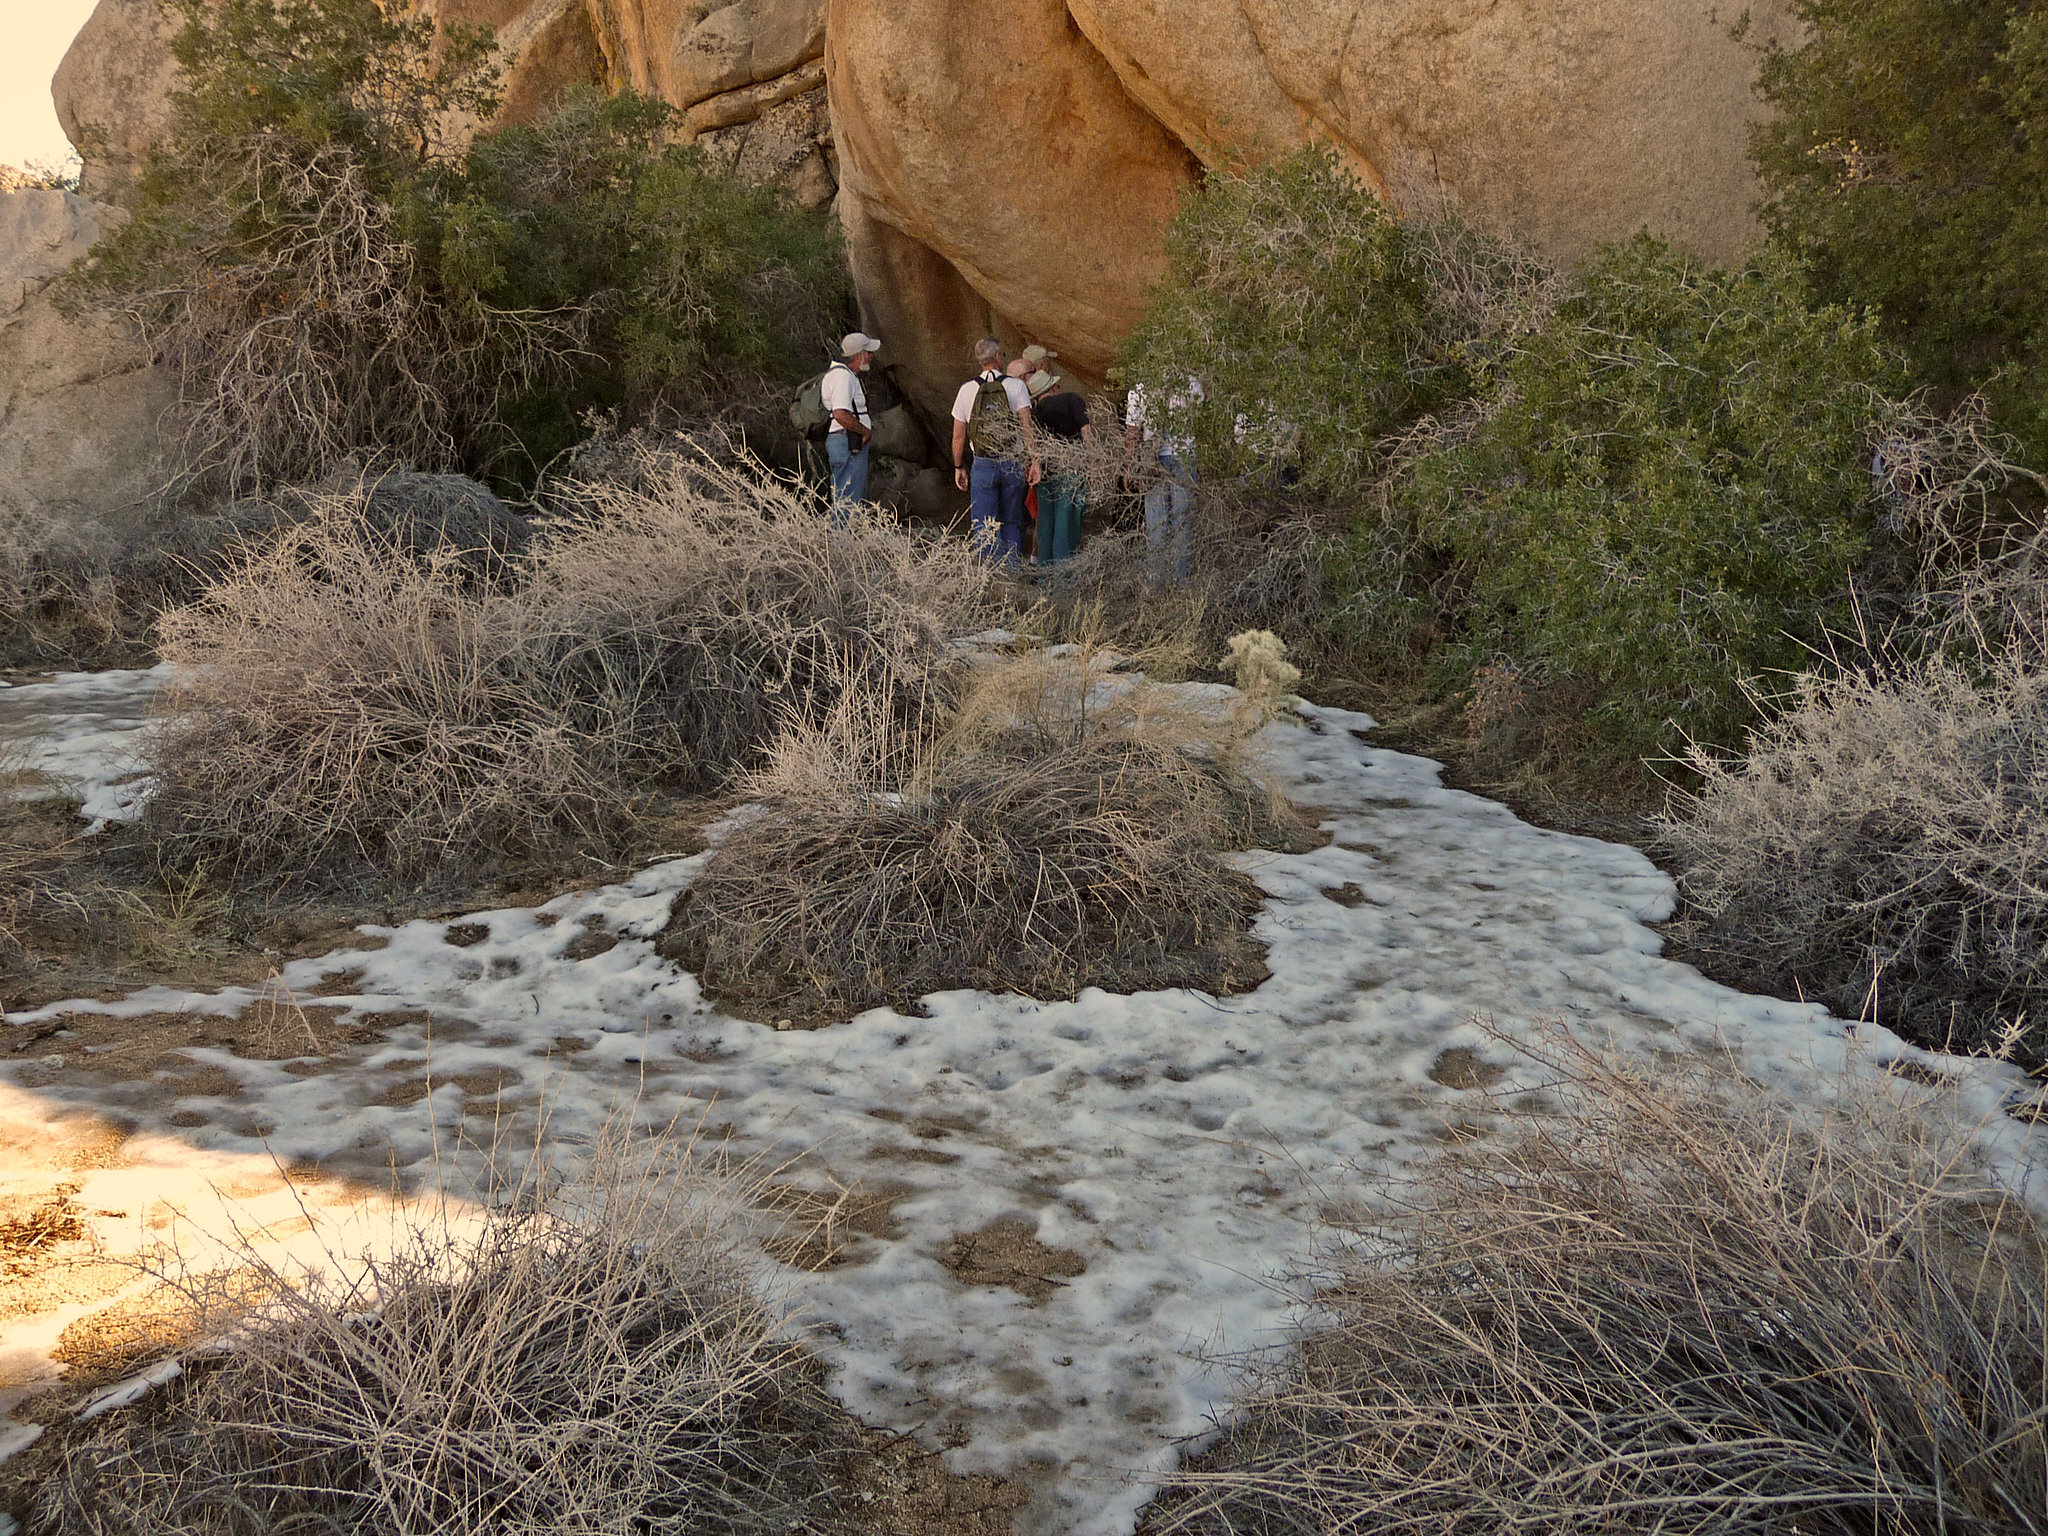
[0,664,173,827]
[1,689,2039,1535]
[78,1359,182,1422]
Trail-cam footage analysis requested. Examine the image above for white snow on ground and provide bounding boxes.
[0,665,172,827]
[3,688,2041,1535]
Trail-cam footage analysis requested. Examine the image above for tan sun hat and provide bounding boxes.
[841,332,882,357]
[1026,369,1058,399]
[1021,344,1057,367]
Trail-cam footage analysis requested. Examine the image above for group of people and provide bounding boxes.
[817,330,1197,580]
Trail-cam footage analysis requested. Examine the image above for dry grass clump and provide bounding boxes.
[1662,649,2048,1055]
[662,647,1301,1020]
[143,450,994,882]
[522,446,989,780]
[31,1137,863,1536]
[0,533,162,669]
[1146,1029,2048,1536]
[144,519,598,881]
[0,797,90,974]
[1039,507,1331,684]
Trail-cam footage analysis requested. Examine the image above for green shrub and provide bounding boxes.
[1751,0,2048,457]
[157,0,500,174]
[84,0,848,495]
[1358,239,1905,758]
[436,90,850,478]
[1116,148,1454,493]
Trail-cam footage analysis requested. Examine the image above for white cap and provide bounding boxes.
[841,332,882,357]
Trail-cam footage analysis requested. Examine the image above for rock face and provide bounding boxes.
[827,0,1197,418]
[0,192,175,553]
[1060,0,1798,264]
[48,0,1797,444]
[827,0,1797,413]
[50,0,180,199]
[580,0,836,206]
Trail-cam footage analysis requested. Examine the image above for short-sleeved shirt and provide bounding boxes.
[820,361,870,435]
[951,371,1032,424]
[1033,389,1089,441]
[1127,376,1204,461]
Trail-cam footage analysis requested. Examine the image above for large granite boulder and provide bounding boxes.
[0,191,174,553]
[47,0,1800,449]
[1061,0,1799,265]
[50,0,179,199]
[827,0,1196,418]
[826,0,1797,412]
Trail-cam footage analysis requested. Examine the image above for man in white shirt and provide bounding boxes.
[1123,375,1205,584]
[950,337,1041,562]
[823,332,880,521]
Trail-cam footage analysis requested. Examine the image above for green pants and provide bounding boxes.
[1040,472,1087,565]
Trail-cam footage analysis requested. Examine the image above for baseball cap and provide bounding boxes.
[841,332,882,357]
[1021,344,1057,366]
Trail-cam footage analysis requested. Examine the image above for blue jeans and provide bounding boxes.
[827,431,869,523]
[1144,451,1195,584]
[969,456,1025,562]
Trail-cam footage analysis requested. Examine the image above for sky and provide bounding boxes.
[1,0,100,171]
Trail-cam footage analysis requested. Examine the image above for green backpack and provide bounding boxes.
[966,372,1017,459]
[790,362,851,442]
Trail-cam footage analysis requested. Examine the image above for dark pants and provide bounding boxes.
[1039,472,1086,565]
[969,456,1025,562]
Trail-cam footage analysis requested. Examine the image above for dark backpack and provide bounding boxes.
[966,371,1018,459]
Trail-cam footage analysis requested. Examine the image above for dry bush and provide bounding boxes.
[1403,214,1570,375]
[1222,630,1302,718]
[0,534,138,668]
[1662,649,2048,1055]
[662,647,1301,1020]
[31,1134,864,1535]
[1874,394,2048,570]
[144,519,599,882]
[144,450,995,882]
[1145,1028,2048,1536]
[521,446,991,782]
[113,137,585,499]
[1871,393,2048,659]
[1037,502,1330,684]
